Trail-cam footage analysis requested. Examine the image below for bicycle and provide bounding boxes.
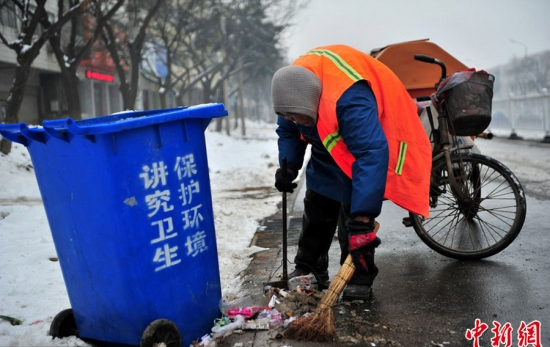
[405,54,527,260]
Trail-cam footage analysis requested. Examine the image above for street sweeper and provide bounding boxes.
[271,44,432,301]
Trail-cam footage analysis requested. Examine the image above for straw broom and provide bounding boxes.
[284,222,380,342]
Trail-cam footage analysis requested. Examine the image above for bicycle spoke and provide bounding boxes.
[412,153,526,260]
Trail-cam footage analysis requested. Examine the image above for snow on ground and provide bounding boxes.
[205,122,282,293]
[0,120,281,346]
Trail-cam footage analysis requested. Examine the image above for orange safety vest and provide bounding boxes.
[292,45,432,218]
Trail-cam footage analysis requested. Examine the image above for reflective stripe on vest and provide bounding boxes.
[395,141,408,175]
[306,50,362,82]
[306,49,408,176]
[322,129,342,153]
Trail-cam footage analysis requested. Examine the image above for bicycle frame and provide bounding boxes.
[414,55,471,202]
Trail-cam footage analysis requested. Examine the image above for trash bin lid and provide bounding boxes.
[0,104,228,146]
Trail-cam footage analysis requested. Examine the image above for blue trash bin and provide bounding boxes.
[0,104,228,346]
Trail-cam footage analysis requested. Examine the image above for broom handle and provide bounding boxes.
[317,221,380,311]
[317,254,355,310]
[281,158,288,281]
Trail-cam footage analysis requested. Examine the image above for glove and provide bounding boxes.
[347,218,381,276]
[274,167,298,193]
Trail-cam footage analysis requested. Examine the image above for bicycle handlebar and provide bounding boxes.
[414,54,447,82]
[414,54,436,64]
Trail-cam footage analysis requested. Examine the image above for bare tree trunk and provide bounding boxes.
[114,45,142,110]
[158,50,172,109]
[49,34,83,120]
[237,66,245,136]
[0,62,32,154]
[65,75,83,119]
[233,102,239,129]
[125,47,142,109]
[222,80,230,136]
[102,0,164,111]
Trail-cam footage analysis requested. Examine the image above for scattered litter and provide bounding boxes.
[226,306,261,319]
[277,289,290,298]
[288,274,318,291]
[213,316,230,327]
[219,293,256,314]
[201,284,353,345]
[198,334,212,346]
[268,294,280,308]
[242,320,270,330]
[0,315,22,326]
[211,315,245,339]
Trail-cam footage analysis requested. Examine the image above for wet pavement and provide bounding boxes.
[217,138,550,347]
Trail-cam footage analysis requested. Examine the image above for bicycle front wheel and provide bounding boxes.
[410,153,526,260]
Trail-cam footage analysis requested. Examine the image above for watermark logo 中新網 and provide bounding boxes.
[465,318,542,347]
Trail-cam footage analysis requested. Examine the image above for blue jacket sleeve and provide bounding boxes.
[337,81,389,218]
[275,116,308,171]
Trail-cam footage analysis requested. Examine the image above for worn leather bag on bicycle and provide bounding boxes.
[434,70,495,136]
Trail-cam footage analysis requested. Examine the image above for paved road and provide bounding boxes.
[219,137,550,347]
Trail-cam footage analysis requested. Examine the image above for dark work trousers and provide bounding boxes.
[294,188,379,286]
[293,189,343,274]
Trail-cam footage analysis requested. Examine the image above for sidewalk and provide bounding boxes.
[214,179,405,347]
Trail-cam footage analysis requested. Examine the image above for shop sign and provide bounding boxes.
[86,70,114,83]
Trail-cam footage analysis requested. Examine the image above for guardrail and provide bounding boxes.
[490,93,550,142]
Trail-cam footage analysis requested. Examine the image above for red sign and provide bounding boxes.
[86,70,114,83]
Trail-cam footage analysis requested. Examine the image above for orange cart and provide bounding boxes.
[370,39,469,98]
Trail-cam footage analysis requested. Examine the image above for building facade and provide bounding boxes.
[0,2,164,125]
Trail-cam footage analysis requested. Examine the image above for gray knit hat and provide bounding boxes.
[271,66,322,123]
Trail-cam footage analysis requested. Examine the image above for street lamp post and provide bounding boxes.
[510,39,528,58]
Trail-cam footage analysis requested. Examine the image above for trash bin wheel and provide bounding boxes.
[49,308,79,339]
[140,319,181,347]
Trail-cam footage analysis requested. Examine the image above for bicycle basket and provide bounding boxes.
[443,71,495,136]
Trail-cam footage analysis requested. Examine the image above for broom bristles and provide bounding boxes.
[284,222,380,341]
[284,306,335,342]
[283,257,353,342]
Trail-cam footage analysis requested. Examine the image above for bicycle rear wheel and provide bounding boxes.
[410,153,526,260]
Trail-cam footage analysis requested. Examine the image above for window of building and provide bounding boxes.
[108,85,122,113]
[0,2,17,28]
[93,82,107,116]
[151,91,159,110]
[79,79,92,119]
[168,91,175,107]
[0,3,55,34]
